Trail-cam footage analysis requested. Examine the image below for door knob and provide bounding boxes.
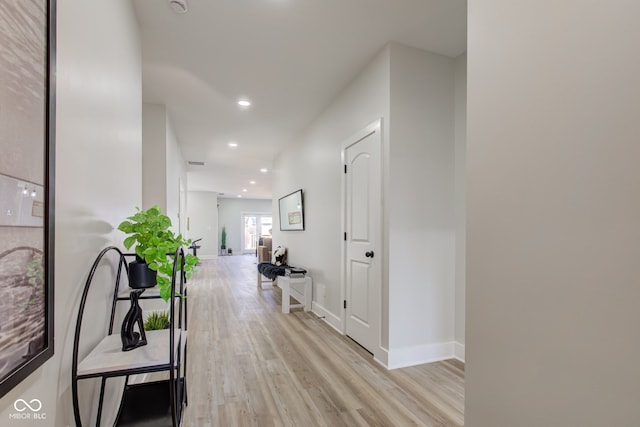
[365,251,374,258]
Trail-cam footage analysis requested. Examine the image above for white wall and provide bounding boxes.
[453,52,466,360]
[273,45,391,342]
[187,191,218,257]
[142,103,166,212]
[0,1,142,425]
[273,43,459,368]
[166,117,187,232]
[466,1,640,426]
[218,198,273,255]
[386,44,456,368]
[142,103,187,233]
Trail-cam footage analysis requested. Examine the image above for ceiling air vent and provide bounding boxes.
[188,161,204,166]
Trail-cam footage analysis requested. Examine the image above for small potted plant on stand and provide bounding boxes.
[144,311,170,331]
[118,205,198,301]
[220,225,227,256]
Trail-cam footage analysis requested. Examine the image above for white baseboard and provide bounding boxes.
[310,303,392,370]
[311,301,343,333]
[454,341,465,362]
[373,347,389,368]
[386,341,456,370]
[308,305,461,370]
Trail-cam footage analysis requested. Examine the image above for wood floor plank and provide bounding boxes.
[182,255,465,426]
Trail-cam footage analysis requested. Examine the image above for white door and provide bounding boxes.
[343,120,382,354]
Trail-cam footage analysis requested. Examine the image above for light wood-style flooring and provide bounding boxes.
[182,255,464,426]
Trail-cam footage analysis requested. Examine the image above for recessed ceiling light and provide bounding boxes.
[242,189,247,192]
[228,142,238,148]
[249,180,256,185]
[238,99,251,107]
[237,195,242,198]
[260,168,268,173]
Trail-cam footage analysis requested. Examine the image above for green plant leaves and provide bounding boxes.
[118,205,199,301]
[158,276,172,301]
[118,220,133,234]
[144,310,170,331]
[159,263,173,276]
[123,235,137,250]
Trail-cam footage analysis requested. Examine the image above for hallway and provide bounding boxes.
[183,255,464,426]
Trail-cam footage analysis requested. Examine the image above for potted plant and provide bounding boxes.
[144,310,170,331]
[118,205,198,301]
[220,225,227,254]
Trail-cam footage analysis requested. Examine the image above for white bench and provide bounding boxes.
[257,268,312,313]
[257,268,273,288]
[278,275,312,314]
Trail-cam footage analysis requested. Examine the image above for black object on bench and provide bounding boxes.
[286,267,307,276]
[257,262,288,280]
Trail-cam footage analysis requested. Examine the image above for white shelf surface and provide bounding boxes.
[77,329,186,377]
[117,286,187,299]
[117,287,160,299]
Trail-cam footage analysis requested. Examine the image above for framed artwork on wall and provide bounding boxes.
[0,0,55,398]
[278,189,305,231]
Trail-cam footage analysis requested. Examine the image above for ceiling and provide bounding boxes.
[132,0,467,200]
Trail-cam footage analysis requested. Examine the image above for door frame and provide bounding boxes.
[340,118,384,353]
[178,178,186,236]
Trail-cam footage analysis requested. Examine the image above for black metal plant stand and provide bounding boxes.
[71,246,188,427]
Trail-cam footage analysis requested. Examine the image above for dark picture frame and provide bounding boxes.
[0,0,55,398]
[278,189,305,231]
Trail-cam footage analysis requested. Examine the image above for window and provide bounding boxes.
[242,213,272,253]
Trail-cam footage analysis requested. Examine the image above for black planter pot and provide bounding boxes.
[128,257,157,289]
